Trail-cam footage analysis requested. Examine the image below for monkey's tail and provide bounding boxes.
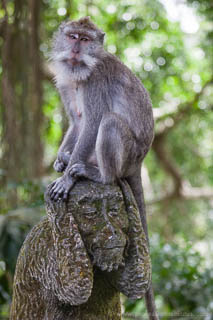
[126,170,159,320]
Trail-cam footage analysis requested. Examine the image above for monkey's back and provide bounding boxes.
[86,52,154,156]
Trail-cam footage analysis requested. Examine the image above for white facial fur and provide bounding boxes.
[50,49,98,85]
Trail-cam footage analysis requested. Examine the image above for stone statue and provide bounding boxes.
[10,180,151,319]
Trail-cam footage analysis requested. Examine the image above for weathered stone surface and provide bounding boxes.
[108,180,151,299]
[10,180,151,319]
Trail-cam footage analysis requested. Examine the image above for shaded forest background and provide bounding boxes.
[0,0,212,319]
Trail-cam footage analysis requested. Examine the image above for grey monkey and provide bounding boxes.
[49,17,158,320]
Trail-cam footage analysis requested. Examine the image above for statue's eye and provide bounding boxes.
[108,210,118,218]
[82,207,97,218]
[85,211,97,219]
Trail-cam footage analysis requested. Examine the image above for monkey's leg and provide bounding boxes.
[96,113,138,183]
[68,113,136,184]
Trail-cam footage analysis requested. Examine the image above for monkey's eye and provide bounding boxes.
[67,33,78,40]
[80,37,90,42]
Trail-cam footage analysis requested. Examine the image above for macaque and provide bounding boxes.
[49,17,158,320]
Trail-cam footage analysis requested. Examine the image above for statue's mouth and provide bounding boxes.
[90,245,125,272]
[95,246,124,250]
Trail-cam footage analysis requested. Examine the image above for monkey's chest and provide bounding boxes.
[70,84,84,120]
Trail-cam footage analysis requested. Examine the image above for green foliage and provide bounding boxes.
[152,239,213,315]
[0,259,10,319]
[0,208,45,318]
[125,237,213,319]
[0,180,46,214]
[43,81,64,165]
[0,208,44,271]
[0,0,212,317]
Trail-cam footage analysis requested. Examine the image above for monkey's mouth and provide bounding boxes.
[63,58,83,67]
[67,58,79,66]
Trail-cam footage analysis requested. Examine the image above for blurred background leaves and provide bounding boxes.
[0,0,213,319]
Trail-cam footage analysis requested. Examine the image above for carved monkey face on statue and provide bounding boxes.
[50,16,105,82]
[70,186,129,272]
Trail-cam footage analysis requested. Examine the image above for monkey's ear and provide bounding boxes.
[59,21,67,31]
[99,32,105,44]
[82,16,91,23]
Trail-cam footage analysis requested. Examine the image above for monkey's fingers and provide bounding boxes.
[49,179,63,199]
[51,180,62,192]
[62,178,76,201]
[50,183,64,200]
[48,179,57,191]
[52,187,64,201]
[49,184,58,198]
[69,163,86,178]
[49,183,58,198]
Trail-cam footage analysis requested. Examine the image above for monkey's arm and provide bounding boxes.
[49,118,101,201]
[54,125,78,172]
[68,119,99,165]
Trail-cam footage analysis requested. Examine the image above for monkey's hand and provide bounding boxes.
[48,172,76,201]
[53,151,71,172]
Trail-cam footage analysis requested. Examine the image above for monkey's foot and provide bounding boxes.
[69,162,88,177]
[69,162,102,182]
[53,159,66,172]
[48,174,76,201]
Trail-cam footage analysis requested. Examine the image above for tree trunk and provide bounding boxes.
[0,0,43,204]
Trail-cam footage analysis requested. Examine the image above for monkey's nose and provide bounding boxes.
[72,44,80,54]
[72,48,79,54]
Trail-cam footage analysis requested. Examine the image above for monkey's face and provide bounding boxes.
[51,21,104,83]
[61,30,96,66]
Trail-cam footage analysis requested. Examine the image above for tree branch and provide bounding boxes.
[155,78,213,136]
[152,133,183,197]
[151,126,213,204]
